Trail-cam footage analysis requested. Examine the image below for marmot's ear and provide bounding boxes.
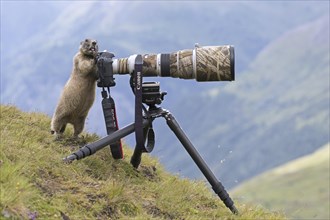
[81,39,89,45]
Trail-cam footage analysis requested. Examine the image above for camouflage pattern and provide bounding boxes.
[142,54,158,76]
[169,49,194,79]
[113,45,234,82]
[194,46,234,81]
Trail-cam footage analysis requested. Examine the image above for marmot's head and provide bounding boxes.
[80,39,98,58]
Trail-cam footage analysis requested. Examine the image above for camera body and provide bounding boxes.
[95,51,123,159]
[96,51,116,88]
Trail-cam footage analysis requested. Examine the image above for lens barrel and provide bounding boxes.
[112,45,234,82]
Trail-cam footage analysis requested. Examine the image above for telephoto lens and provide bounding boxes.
[112,44,234,82]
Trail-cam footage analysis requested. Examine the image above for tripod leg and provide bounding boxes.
[64,118,150,162]
[130,125,149,168]
[163,112,238,215]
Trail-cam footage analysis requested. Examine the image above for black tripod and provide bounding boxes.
[64,91,238,215]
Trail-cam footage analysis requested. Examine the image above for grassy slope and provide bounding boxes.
[231,143,330,220]
[0,105,285,219]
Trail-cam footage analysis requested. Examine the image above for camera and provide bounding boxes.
[66,43,238,215]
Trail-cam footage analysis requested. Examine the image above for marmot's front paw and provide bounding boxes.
[53,132,63,141]
[90,58,96,66]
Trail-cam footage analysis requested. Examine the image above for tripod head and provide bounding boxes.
[142,82,167,107]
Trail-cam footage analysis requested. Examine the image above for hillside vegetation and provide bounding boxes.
[0,105,285,219]
[231,143,329,219]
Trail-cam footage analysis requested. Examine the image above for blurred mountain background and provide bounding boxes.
[231,143,329,220]
[1,0,329,192]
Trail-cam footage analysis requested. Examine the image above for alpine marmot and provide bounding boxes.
[51,38,99,139]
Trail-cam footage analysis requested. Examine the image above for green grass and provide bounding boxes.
[231,144,329,220]
[0,105,285,219]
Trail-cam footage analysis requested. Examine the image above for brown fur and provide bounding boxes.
[51,39,99,139]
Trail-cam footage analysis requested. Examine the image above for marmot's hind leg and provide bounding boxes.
[51,117,67,140]
[73,117,86,138]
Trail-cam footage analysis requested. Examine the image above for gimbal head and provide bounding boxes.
[141,82,167,106]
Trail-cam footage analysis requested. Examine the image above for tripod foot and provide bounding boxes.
[130,149,143,168]
[230,205,239,215]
